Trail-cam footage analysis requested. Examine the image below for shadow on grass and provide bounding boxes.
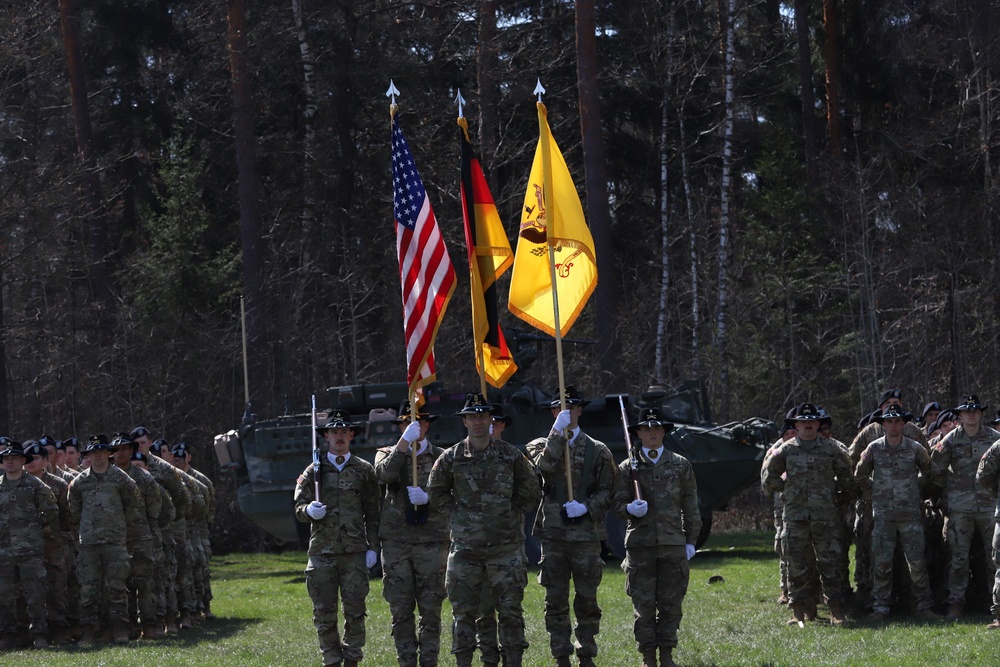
[691,547,775,562]
[59,617,263,653]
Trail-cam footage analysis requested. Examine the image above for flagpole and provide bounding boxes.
[534,81,573,498]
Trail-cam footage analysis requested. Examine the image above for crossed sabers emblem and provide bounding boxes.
[520,184,583,278]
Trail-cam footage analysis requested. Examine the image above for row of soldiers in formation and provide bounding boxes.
[763,389,1000,627]
[294,387,699,667]
[0,427,216,649]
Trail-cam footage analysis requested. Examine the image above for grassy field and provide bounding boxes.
[6,531,1000,666]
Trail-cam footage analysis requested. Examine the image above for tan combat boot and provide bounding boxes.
[828,603,847,626]
[987,617,1000,629]
[786,606,806,626]
[945,603,963,621]
[142,623,165,640]
[32,635,49,649]
[76,626,97,648]
[179,611,193,629]
[641,650,659,667]
[661,646,678,667]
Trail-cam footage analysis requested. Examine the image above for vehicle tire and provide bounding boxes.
[695,512,712,549]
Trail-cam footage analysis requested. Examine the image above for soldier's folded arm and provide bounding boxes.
[526,435,562,473]
[512,452,542,512]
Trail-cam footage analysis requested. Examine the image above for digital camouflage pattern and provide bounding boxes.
[39,470,73,633]
[975,440,1000,618]
[374,443,449,667]
[122,463,162,628]
[613,450,700,654]
[527,429,618,660]
[428,437,541,665]
[761,435,857,612]
[295,454,380,665]
[856,436,936,614]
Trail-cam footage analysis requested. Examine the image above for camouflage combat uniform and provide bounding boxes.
[526,427,618,661]
[855,435,935,615]
[974,440,1000,621]
[849,421,928,607]
[67,465,143,632]
[153,483,177,627]
[613,449,701,659]
[294,454,380,666]
[143,455,190,627]
[186,465,216,614]
[931,425,1000,608]
[0,472,59,640]
[176,470,208,620]
[374,442,449,667]
[37,470,74,639]
[120,462,162,632]
[427,437,541,667]
[761,434,857,618]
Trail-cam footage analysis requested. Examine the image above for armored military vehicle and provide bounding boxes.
[215,379,776,557]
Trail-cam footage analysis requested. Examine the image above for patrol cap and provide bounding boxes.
[170,441,192,458]
[877,388,902,408]
[628,407,674,435]
[457,392,493,415]
[0,441,32,462]
[873,404,912,423]
[491,403,512,427]
[111,432,139,452]
[315,409,362,435]
[82,434,114,453]
[22,441,47,459]
[954,394,988,412]
[392,400,439,424]
[547,385,591,408]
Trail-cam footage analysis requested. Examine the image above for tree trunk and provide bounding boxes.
[0,262,8,435]
[716,0,736,419]
[227,0,268,413]
[794,0,819,186]
[291,0,317,275]
[655,89,670,384]
[823,0,841,157]
[576,0,621,392]
[58,0,113,322]
[477,0,499,191]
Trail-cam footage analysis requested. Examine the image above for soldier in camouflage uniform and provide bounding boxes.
[131,427,191,634]
[766,410,798,606]
[762,403,857,626]
[427,393,541,667]
[171,441,216,620]
[974,432,1000,628]
[172,443,210,629]
[932,395,1000,620]
[920,402,942,439]
[23,441,75,645]
[613,407,700,667]
[375,401,449,667]
[294,409,380,667]
[62,437,82,472]
[526,386,618,667]
[68,434,144,645]
[112,435,164,639]
[0,441,59,649]
[854,405,939,621]
[848,389,929,611]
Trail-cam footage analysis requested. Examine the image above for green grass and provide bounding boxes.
[7,532,1000,666]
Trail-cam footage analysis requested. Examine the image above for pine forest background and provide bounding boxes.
[2,1,999,548]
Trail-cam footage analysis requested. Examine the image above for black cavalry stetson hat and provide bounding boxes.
[954,394,988,412]
[315,409,362,435]
[457,392,493,415]
[491,403,512,427]
[0,441,32,462]
[392,400,439,424]
[785,402,823,427]
[628,407,674,435]
[548,385,591,408]
[81,434,115,453]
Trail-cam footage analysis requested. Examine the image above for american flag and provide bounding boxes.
[392,115,456,405]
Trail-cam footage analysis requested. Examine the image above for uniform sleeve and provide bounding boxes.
[583,443,617,518]
[760,445,786,495]
[976,442,1000,498]
[529,432,566,474]
[36,483,60,528]
[680,460,702,545]
[832,446,858,501]
[427,449,454,513]
[915,442,934,476]
[68,478,82,524]
[144,476,163,529]
[373,447,404,484]
[849,425,875,467]
[928,435,951,489]
[293,465,316,523]
[511,450,542,514]
[121,475,143,527]
[162,464,191,517]
[362,466,381,551]
[855,445,874,494]
[612,460,634,521]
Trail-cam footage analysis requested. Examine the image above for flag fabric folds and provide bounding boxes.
[508,102,597,337]
[392,112,457,406]
[458,117,517,388]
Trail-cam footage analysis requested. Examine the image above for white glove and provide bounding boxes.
[365,550,377,569]
[306,501,327,520]
[407,486,429,506]
[402,420,422,444]
[553,409,572,432]
[685,544,696,560]
[563,500,588,518]
[626,499,648,518]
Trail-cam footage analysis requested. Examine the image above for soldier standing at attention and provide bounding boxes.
[171,441,216,621]
[112,434,164,639]
[374,401,449,667]
[427,393,541,667]
[613,407,700,667]
[294,409,380,667]
[920,402,942,439]
[855,405,939,622]
[848,388,928,612]
[68,434,143,646]
[0,441,59,649]
[23,441,75,645]
[974,430,1000,629]
[762,403,857,626]
[932,395,1000,620]
[526,386,618,667]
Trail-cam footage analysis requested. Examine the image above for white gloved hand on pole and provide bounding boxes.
[306,501,327,520]
[626,499,648,518]
[685,544,696,560]
[553,409,572,433]
[402,420,422,444]
[365,550,378,569]
[563,500,588,518]
[407,486,429,506]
